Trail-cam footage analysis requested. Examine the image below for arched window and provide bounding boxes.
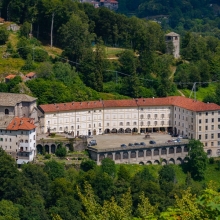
[5,109,9,115]
[119,122,123,126]
[140,114,144,119]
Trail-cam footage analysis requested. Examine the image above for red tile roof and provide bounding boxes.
[103,99,137,108]
[7,117,36,131]
[39,96,220,113]
[137,96,220,112]
[39,100,103,112]
[26,72,36,77]
[5,74,16,80]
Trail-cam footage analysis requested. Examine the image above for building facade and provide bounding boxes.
[39,96,220,157]
[0,116,36,164]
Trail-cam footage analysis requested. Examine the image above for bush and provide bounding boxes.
[50,133,56,138]
[80,160,96,172]
[209,157,215,164]
[0,27,9,45]
[55,147,67,157]
[34,49,48,62]
[44,154,51,159]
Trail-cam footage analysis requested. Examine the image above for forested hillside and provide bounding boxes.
[118,0,220,36]
[0,0,220,104]
[0,142,220,219]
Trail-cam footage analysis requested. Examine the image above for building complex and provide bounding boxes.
[39,96,220,157]
[0,92,220,161]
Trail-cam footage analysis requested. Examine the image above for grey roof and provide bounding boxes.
[0,115,14,129]
[165,32,179,36]
[0,93,37,107]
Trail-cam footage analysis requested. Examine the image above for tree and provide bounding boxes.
[17,37,32,59]
[55,146,67,158]
[42,0,62,47]
[36,62,53,79]
[59,13,93,62]
[101,158,116,178]
[159,165,175,184]
[22,53,34,70]
[44,160,65,181]
[20,21,31,38]
[0,200,20,220]
[80,160,96,172]
[187,139,208,180]
[0,27,9,45]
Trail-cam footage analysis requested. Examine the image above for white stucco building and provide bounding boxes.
[39,96,220,157]
[0,116,36,164]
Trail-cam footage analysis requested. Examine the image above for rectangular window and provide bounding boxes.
[212,118,214,123]
[211,134,214,139]
[212,112,214,115]
[219,118,220,122]
[205,134,208,139]
[199,119,201,123]
[205,126,208,130]
[206,119,208,123]
[212,125,214,130]
[206,112,208,116]
[205,142,208,146]
[199,112,201,116]
[199,126,201,131]
[218,133,220,138]
[199,135,201,140]
[211,142,214,146]
[191,118,193,123]
[99,123,101,127]
[218,141,220,146]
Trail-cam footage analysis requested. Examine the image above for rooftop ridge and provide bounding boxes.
[39,96,220,113]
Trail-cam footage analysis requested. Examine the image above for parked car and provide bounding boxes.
[89,140,97,146]
[149,140,156,144]
[166,140,172,143]
[172,139,177,143]
[121,144,127,148]
[178,135,183,139]
[140,142,146,146]
[134,142,140,146]
[128,143,134,147]
[176,138,181,142]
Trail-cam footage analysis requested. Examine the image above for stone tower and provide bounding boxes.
[165,32,180,58]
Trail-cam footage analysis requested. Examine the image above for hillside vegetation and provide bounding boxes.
[0,0,220,105]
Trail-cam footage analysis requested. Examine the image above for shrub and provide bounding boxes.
[50,133,56,138]
[209,157,215,164]
[44,154,51,159]
[80,160,96,172]
[55,147,67,157]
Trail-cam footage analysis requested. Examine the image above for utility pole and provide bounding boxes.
[51,12,55,48]
[32,45,35,62]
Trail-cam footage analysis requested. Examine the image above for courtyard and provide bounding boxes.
[90,132,187,149]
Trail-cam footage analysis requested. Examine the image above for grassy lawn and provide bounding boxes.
[180,83,217,101]
[104,47,127,59]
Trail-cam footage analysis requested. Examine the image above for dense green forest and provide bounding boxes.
[0,140,220,219]
[118,0,220,36]
[0,0,220,104]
